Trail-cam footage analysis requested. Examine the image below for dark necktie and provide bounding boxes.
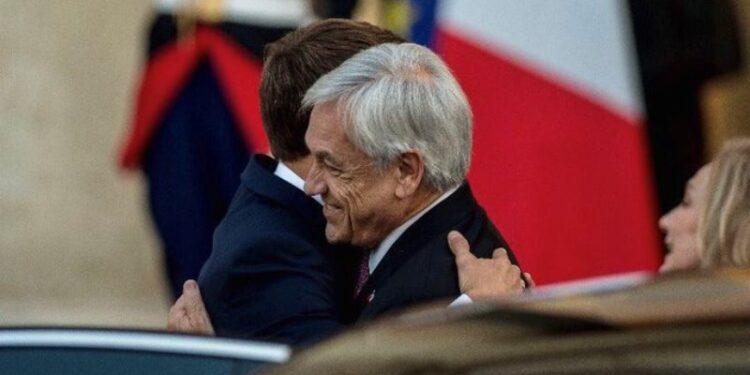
[353,251,370,300]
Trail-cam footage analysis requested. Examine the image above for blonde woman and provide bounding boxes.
[658,164,711,272]
[433,139,750,296]
[660,138,750,271]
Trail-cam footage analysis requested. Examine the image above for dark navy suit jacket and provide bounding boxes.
[198,155,357,346]
[354,183,519,321]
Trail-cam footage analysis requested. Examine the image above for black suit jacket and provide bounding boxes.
[355,183,519,321]
[198,155,357,346]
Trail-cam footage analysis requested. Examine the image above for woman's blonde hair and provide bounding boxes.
[700,138,750,267]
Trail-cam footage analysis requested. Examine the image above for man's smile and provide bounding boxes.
[322,202,343,219]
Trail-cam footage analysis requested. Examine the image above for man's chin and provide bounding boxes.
[324,225,350,245]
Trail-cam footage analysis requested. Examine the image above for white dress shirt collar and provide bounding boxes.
[369,186,460,273]
[273,161,323,205]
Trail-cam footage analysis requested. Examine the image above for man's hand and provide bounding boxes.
[167,280,215,336]
[524,271,536,288]
[448,231,526,300]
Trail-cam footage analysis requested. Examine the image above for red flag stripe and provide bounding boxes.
[437,29,661,284]
[119,27,268,170]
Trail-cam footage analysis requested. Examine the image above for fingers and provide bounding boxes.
[182,280,205,314]
[515,278,526,293]
[523,272,536,288]
[449,234,529,299]
[167,280,212,334]
[184,279,199,293]
[167,294,187,332]
[492,251,523,294]
[507,266,525,294]
[448,231,475,267]
[181,280,208,322]
[447,231,470,256]
[491,248,511,268]
[492,248,530,291]
[492,247,507,259]
[509,264,521,279]
[503,264,522,285]
[167,281,196,332]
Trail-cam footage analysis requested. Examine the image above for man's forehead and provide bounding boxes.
[304,106,327,147]
[307,106,374,166]
[307,103,349,146]
[308,103,339,133]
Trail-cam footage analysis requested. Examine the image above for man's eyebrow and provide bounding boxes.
[314,151,341,165]
[313,150,329,160]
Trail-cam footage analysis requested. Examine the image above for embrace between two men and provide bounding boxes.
[167,19,530,346]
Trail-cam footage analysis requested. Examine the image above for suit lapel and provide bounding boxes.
[354,183,479,317]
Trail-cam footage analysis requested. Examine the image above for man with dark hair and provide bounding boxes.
[173,20,405,346]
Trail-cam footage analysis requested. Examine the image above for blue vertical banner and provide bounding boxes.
[408,0,438,47]
[381,0,438,47]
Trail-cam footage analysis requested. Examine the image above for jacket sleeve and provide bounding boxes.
[213,232,345,346]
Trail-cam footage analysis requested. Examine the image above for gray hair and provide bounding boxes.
[302,43,472,191]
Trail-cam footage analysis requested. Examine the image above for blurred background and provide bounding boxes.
[2,0,750,329]
[1,1,165,327]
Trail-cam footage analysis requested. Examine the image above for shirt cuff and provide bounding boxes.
[448,293,473,308]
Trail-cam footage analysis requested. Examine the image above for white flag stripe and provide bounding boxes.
[439,0,643,121]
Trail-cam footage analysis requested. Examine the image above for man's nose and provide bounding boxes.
[304,164,326,196]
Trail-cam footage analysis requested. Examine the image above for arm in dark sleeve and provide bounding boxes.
[215,234,346,346]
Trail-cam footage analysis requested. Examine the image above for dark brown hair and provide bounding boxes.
[260,19,405,161]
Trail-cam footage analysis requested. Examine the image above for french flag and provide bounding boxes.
[428,0,662,284]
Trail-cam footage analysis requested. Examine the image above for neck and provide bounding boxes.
[376,186,443,243]
[356,186,446,250]
[279,156,312,181]
[402,187,443,223]
[367,186,450,258]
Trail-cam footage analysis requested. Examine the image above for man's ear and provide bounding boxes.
[394,151,424,199]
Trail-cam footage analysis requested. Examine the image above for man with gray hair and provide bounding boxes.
[302,42,525,319]
[168,40,527,339]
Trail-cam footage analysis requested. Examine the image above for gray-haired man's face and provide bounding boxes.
[303,102,405,249]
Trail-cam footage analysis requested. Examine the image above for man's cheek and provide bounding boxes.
[342,181,368,211]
